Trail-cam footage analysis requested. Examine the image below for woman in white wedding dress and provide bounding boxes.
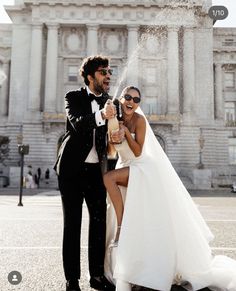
[103,86,236,291]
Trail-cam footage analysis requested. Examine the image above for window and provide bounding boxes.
[156,135,166,152]
[0,62,6,87]
[229,138,236,164]
[146,68,156,84]
[110,66,118,77]
[223,38,236,47]
[225,102,236,126]
[68,66,78,82]
[224,72,235,88]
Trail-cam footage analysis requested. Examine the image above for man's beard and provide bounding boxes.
[93,80,108,94]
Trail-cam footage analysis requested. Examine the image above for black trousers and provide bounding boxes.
[58,163,107,280]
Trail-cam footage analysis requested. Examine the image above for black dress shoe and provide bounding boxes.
[66,279,81,291]
[171,285,187,290]
[90,275,115,290]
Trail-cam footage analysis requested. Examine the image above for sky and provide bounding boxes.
[0,0,235,27]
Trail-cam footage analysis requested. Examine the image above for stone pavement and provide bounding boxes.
[0,188,235,291]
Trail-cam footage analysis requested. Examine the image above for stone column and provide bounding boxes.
[57,57,64,113]
[183,27,195,117]
[8,24,31,122]
[0,60,10,116]
[87,24,98,56]
[215,63,223,119]
[167,26,179,114]
[127,25,139,87]
[44,23,59,112]
[28,23,43,112]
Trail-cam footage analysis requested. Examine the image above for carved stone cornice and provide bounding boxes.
[146,113,182,124]
[213,27,236,36]
[23,0,204,6]
[7,1,201,26]
[43,112,66,122]
[45,22,60,29]
[222,63,236,70]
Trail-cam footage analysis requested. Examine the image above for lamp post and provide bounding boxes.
[17,141,29,207]
[197,128,205,169]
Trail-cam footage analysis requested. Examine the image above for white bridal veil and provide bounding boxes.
[105,107,236,291]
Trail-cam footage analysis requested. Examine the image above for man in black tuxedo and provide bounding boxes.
[54,56,116,291]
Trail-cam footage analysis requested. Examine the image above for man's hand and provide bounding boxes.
[101,100,116,120]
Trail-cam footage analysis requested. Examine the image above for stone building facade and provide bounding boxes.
[0,0,236,189]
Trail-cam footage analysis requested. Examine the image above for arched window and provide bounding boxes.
[155,134,166,152]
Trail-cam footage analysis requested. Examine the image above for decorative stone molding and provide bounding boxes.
[43,112,66,122]
[146,113,181,124]
[23,0,204,6]
[222,64,236,71]
[42,112,66,134]
[98,28,127,56]
[33,4,196,25]
[61,27,86,55]
[139,26,167,58]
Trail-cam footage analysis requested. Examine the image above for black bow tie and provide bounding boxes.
[89,93,107,106]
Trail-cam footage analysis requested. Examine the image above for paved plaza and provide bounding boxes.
[0,188,236,291]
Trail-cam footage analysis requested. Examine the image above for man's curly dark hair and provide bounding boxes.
[79,55,110,86]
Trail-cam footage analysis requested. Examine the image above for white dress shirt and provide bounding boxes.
[85,86,106,163]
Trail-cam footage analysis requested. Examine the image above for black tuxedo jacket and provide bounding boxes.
[54,87,110,176]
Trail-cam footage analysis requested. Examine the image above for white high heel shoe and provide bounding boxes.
[109,226,121,248]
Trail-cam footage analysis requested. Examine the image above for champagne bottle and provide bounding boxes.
[107,99,119,143]
[107,98,122,158]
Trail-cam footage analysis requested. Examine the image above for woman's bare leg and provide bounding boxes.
[103,167,129,241]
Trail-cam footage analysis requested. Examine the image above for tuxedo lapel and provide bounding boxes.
[81,87,93,114]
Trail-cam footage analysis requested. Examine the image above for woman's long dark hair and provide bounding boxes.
[120,86,141,98]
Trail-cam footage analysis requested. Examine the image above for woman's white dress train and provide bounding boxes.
[104,114,236,291]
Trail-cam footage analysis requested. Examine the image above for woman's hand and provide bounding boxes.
[110,126,125,144]
[118,121,128,135]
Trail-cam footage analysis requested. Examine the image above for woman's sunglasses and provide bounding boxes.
[97,68,113,76]
[123,94,141,104]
